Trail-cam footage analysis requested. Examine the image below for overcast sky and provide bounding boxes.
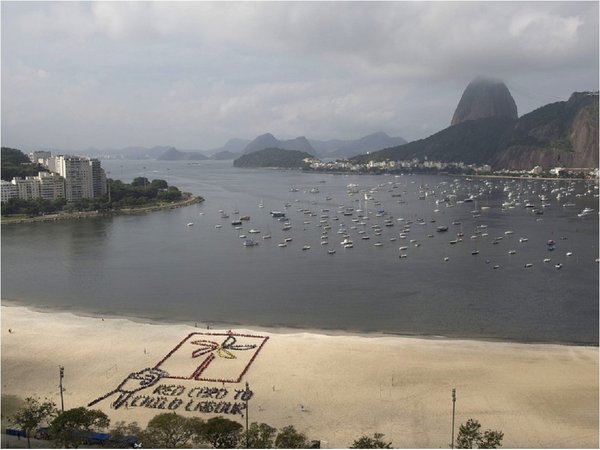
[2,1,598,152]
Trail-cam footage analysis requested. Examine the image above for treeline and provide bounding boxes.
[109,177,183,207]
[1,147,48,181]
[10,398,503,449]
[1,177,183,217]
[11,399,320,449]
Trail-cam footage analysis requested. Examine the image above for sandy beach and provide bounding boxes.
[1,304,597,448]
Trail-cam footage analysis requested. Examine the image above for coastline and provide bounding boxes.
[1,297,596,348]
[0,195,204,225]
[1,303,598,448]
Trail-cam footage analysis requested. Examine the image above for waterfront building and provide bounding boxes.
[1,180,18,202]
[37,172,66,200]
[12,177,41,200]
[54,155,106,202]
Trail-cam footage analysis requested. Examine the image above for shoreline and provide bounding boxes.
[0,195,204,225]
[1,304,598,448]
[2,299,596,348]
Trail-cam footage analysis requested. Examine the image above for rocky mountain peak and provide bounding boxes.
[451,77,518,126]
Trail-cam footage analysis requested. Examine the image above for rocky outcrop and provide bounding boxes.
[492,92,598,169]
[451,77,518,126]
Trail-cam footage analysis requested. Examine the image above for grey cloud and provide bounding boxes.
[1,2,598,151]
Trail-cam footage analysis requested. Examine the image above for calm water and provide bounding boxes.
[2,160,598,344]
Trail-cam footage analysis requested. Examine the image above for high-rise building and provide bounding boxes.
[55,155,101,202]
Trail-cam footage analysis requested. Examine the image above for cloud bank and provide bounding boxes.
[2,2,598,151]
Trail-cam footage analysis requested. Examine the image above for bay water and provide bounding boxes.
[2,160,598,344]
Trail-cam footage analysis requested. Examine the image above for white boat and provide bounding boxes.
[248,229,261,234]
[302,245,311,251]
[243,239,258,247]
[278,242,287,247]
[187,223,194,227]
[262,234,272,239]
[577,207,594,217]
[328,249,336,254]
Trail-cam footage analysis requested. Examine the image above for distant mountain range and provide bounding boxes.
[239,131,406,159]
[64,131,405,161]
[37,77,597,170]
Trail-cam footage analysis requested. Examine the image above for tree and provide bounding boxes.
[49,407,109,448]
[150,179,168,189]
[200,416,243,449]
[274,425,309,449]
[243,422,277,448]
[456,419,504,449]
[477,430,504,449]
[109,421,142,448]
[350,432,392,448]
[131,177,150,187]
[11,397,58,448]
[138,413,202,449]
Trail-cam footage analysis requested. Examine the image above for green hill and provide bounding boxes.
[233,148,314,169]
[1,147,48,181]
[351,92,598,170]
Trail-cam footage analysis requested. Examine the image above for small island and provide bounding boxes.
[233,147,314,169]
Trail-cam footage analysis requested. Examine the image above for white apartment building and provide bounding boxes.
[6,172,66,201]
[3,153,107,203]
[29,150,52,164]
[1,180,18,202]
[38,172,66,200]
[54,155,106,202]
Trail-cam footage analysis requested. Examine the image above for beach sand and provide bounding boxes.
[1,305,597,448]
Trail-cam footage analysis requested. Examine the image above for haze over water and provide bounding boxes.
[2,160,598,344]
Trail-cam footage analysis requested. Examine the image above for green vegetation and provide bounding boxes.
[274,424,309,448]
[138,413,203,448]
[233,147,314,169]
[1,147,48,181]
[201,416,244,448]
[244,422,278,448]
[108,177,183,207]
[350,91,598,169]
[1,177,184,217]
[350,432,393,448]
[351,117,515,166]
[456,418,504,449]
[11,397,58,448]
[8,405,507,449]
[49,407,110,448]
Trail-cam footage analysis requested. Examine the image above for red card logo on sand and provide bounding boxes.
[155,332,269,383]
